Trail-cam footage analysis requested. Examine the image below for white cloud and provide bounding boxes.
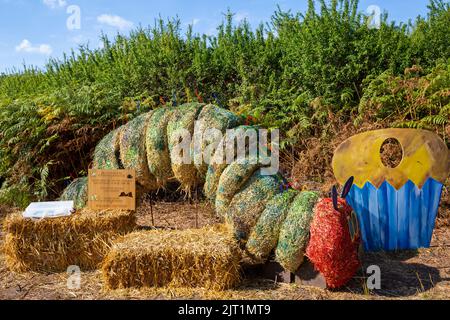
[97,14,133,30]
[42,0,67,9]
[192,18,200,26]
[15,39,53,55]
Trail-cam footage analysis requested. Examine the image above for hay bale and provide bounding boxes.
[145,107,174,188]
[167,103,205,193]
[275,191,320,272]
[226,170,283,244]
[215,158,263,218]
[246,189,298,262]
[93,127,123,170]
[60,177,88,209]
[2,209,136,272]
[119,112,157,192]
[193,104,243,179]
[204,162,228,202]
[203,125,260,203]
[102,225,241,291]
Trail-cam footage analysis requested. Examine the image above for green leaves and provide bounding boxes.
[359,63,450,136]
[0,0,449,207]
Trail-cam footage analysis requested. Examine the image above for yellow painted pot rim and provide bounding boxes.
[332,128,449,189]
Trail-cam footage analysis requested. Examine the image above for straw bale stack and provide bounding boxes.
[102,225,241,291]
[2,209,136,272]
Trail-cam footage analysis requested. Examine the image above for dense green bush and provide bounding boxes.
[0,0,448,207]
[411,0,450,68]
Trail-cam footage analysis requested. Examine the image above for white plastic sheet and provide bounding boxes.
[23,201,75,219]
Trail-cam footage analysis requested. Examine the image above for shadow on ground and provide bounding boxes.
[342,250,448,298]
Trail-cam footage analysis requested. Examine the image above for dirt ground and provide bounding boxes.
[0,202,449,300]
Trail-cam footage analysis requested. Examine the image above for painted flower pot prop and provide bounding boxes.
[332,129,449,252]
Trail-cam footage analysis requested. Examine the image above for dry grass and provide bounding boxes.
[102,224,241,291]
[0,202,449,300]
[437,180,450,228]
[2,209,136,273]
[289,120,386,195]
[380,138,403,168]
[136,200,220,229]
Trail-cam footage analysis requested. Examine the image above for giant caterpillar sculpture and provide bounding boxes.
[61,103,360,288]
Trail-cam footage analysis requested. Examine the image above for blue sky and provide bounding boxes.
[0,0,431,73]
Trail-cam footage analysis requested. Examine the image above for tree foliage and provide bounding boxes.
[0,0,449,206]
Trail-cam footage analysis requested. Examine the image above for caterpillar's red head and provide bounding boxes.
[306,177,361,289]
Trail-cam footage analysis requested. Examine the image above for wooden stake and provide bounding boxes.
[150,194,155,227]
[195,189,199,229]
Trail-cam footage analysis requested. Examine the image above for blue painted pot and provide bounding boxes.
[346,178,444,252]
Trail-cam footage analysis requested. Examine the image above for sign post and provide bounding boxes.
[88,169,136,211]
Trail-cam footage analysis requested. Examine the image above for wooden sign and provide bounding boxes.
[88,169,136,211]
